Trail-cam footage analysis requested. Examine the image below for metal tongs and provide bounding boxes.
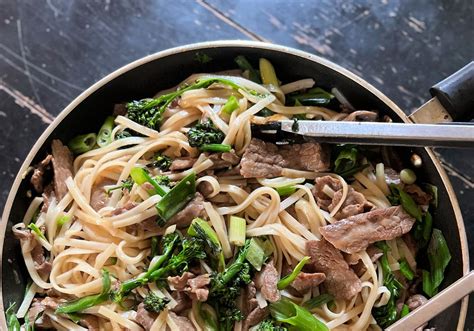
[253,62,474,148]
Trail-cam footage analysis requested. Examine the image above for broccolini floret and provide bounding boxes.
[143,292,170,313]
[187,120,225,148]
[126,99,163,130]
[151,153,172,171]
[257,319,288,331]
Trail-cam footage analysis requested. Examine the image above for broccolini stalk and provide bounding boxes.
[221,95,239,115]
[200,144,232,153]
[270,298,328,331]
[68,133,97,154]
[130,167,167,196]
[234,55,261,83]
[126,77,245,130]
[106,178,134,194]
[277,256,310,290]
[97,116,115,147]
[56,269,111,314]
[114,233,180,301]
[6,302,20,331]
[188,218,225,272]
[302,293,334,310]
[156,172,196,224]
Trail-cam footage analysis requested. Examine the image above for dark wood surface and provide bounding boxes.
[1,0,473,325]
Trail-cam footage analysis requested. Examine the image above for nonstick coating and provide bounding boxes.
[0,41,468,329]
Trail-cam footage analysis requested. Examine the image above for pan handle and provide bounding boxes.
[430,61,474,122]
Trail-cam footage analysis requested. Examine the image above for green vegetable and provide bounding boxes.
[28,223,46,241]
[143,291,170,313]
[333,145,368,178]
[234,55,261,83]
[57,215,71,227]
[200,144,232,153]
[413,210,433,249]
[423,183,438,208]
[68,133,97,154]
[422,229,451,297]
[126,78,245,130]
[400,168,417,185]
[302,293,334,310]
[257,107,275,117]
[188,218,225,272]
[291,118,299,132]
[106,178,134,194]
[156,172,196,224]
[114,233,206,301]
[388,185,422,222]
[56,269,111,313]
[116,130,132,139]
[246,237,269,271]
[150,236,159,257]
[270,298,328,331]
[130,167,167,196]
[97,116,115,147]
[221,95,240,115]
[400,304,410,318]
[277,256,310,290]
[259,58,279,87]
[399,258,414,281]
[151,153,172,171]
[209,240,251,330]
[228,216,246,247]
[288,87,334,106]
[188,120,225,148]
[198,303,219,331]
[6,302,20,331]
[257,319,288,331]
[195,52,213,64]
[275,185,297,196]
[372,242,404,328]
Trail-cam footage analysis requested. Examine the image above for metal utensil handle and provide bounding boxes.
[385,271,474,331]
[430,61,474,122]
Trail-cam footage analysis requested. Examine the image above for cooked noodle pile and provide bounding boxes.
[10,59,446,331]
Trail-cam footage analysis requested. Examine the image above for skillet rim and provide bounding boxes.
[0,40,468,329]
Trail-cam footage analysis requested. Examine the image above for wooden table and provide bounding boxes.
[1,0,472,326]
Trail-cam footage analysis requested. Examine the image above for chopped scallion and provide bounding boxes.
[277,256,310,290]
[221,95,239,115]
[28,223,46,241]
[228,216,246,247]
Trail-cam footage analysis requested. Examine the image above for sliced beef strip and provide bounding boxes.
[312,175,372,219]
[168,311,196,330]
[290,272,326,293]
[51,139,74,200]
[79,315,100,331]
[197,181,214,197]
[240,138,330,178]
[41,184,54,213]
[406,294,428,311]
[168,272,195,290]
[135,302,157,331]
[242,307,270,331]
[186,274,211,301]
[90,179,115,211]
[171,290,192,313]
[170,157,197,171]
[31,154,52,193]
[113,103,127,116]
[27,297,65,325]
[312,176,342,210]
[31,243,52,277]
[306,239,362,300]
[345,245,383,276]
[208,151,241,170]
[404,184,432,206]
[168,192,206,229]
[320,206,416,254]
[254,260,280,303]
